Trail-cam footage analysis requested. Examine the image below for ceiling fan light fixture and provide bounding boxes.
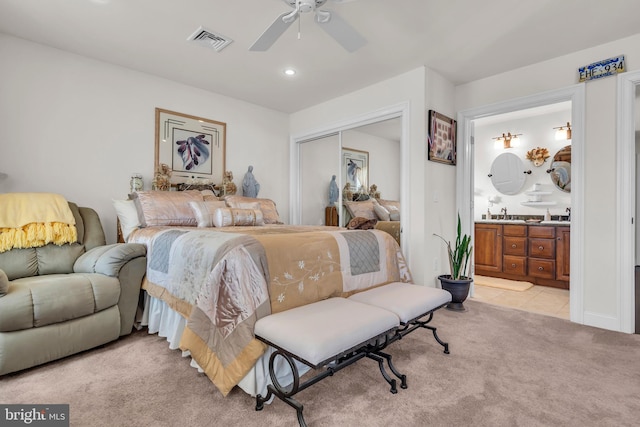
[315,10,331,23]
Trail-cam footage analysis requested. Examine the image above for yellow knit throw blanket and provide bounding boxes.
[0,193,78,253]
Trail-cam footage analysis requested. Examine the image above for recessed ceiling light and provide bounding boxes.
[283,68,296,76]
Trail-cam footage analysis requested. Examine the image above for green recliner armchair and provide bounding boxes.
[0,202,147,375]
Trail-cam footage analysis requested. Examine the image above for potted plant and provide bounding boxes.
[434,214,473,311]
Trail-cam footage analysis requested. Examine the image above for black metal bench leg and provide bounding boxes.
[374,350,407,389]
[366,353,397,394]
[255,350,309,427]
[424,325,450,354]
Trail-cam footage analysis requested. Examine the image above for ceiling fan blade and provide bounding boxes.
[249,12,297,51]
[316,11,366,52]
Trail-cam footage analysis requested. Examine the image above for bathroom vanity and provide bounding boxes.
[475,221,570,289]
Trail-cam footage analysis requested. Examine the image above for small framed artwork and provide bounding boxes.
[427,110,457,165]
[342,147,368,192]
[154,108,226,184]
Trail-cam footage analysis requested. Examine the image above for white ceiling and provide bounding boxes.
[1,0,640,113]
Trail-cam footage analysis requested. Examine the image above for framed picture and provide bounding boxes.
[427,110,457,165]
[342,147,368,192]
[155,108,226,184]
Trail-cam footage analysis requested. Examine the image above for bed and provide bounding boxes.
[117,190,412,398]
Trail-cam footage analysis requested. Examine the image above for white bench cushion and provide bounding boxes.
[348,282,452,323]
[254,297,399,367]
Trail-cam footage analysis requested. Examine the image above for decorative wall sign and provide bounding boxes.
[155,108,226,185]
[578,55,625,82]
[427,110,457,165]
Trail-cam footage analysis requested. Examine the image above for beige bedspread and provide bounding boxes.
[130,225,412,396]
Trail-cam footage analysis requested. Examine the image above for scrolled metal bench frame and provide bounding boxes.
[255,302,449,427]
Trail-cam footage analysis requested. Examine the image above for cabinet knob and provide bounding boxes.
[538,245,544,251]
[512,244,517,248]
[538,266,544,271]
[511,263,516,268]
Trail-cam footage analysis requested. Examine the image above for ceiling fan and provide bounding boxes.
[250,0,366,53]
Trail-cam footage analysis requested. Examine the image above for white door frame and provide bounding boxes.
[457,84,586,324]
[616,70,639,334]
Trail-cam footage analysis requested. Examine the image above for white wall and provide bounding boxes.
[0,35,290,243]
[456,33,640,330]
[425,69,458,285]
[474,110,572,220]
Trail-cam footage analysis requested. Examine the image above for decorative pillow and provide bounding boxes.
[223,195,283,224]
[373,204,391,221]
[0,268,8,297]
[346,216,378,230]
[344,199,378,221]
[212,208,264,227]
[189,200,228,227]
[377,199,401,221]
[113,199,141,242]
[132,190,203,227]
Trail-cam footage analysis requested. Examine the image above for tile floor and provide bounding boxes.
[471,283,570,320]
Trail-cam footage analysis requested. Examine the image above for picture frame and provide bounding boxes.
[427,110,457,165]
[154,108,226,185]
[342,147,369,193]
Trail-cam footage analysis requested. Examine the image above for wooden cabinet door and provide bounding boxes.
[474,224,502,274]
[556,226,570,281]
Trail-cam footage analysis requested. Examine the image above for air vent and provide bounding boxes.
[187,26,233,52]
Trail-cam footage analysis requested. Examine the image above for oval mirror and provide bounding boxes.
[548,145,571,193]
[489,152,527,195]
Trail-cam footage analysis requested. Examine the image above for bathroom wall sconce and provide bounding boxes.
[553,122,572,140]
[493,132,522,149]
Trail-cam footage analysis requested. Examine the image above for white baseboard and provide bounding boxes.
[583,311,622,333]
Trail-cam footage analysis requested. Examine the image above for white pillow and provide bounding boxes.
[212,208,264,227]
[373,204,391,221]
[113,199,141,242]
[189,200,228,227]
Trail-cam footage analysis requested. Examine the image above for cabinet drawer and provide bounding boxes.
[503,236,527,256]
[529,226,555,239]
[528,238,555,259]
[503,224,527,237]
[528,258,556,279]
[503,255,526,275]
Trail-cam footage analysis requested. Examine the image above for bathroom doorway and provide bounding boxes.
[470,103,572,318]
[457,85,585,324]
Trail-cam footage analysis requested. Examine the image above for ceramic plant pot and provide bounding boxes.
[438,274,473,311]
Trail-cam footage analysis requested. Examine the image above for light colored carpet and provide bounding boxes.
[3,300,640,426]
[474,275,534,291]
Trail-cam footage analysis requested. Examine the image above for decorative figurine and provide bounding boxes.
[242,165,260,198]
[368,184,380,199]
[152,163,172,191]
[329,175,339,206]
[342,182,353,201]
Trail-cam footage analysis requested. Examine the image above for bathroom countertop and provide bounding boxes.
[476,219,570,226]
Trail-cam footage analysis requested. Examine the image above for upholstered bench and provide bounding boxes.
[349,282,452,354]
[254,283,452,427]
